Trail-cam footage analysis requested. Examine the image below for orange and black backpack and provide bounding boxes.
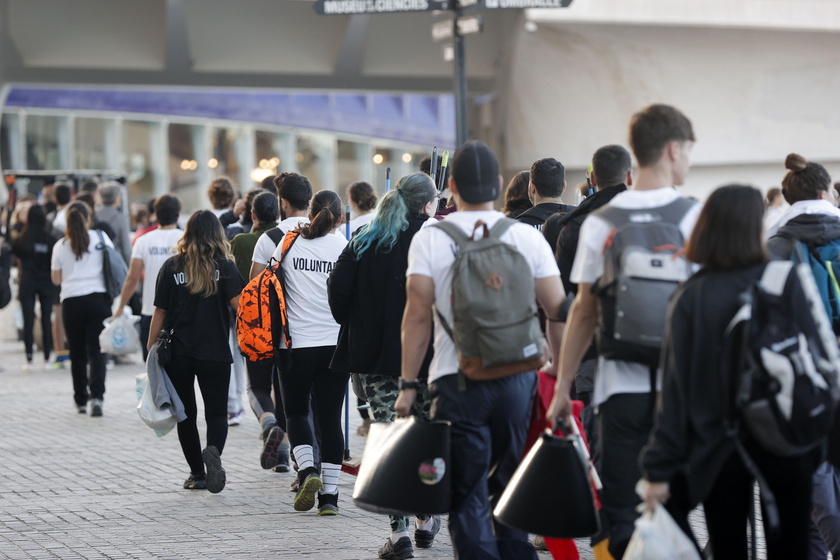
[236,231,299,361]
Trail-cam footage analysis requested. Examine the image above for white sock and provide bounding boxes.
[417,517,435,530]
[293,445,314,472]
[390,531,409,543]
[320,462,341,495]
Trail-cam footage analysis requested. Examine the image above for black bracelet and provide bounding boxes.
[399,378,420,391]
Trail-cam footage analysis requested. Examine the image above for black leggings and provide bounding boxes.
[704,443,816,560]
[246,357,286,431]
[62,292,110,405]
[165,354,231,475]
[20,283,54,360]
[278,346,349,466]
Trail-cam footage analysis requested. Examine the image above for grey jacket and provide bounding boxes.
[146,345,187,422]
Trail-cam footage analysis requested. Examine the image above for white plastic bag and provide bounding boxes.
[623,504,701,560]
[99,315,141,356]
[135,373,177,437]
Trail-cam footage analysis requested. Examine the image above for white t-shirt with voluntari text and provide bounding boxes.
[51,231,114,301]
[272,232,348,349]
[131,227,183,316]
[406,210,560,384]
[570,187,701,408]
[251,217,307,266]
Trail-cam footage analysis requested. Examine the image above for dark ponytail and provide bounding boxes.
[299,190,342,240]
[65,201,91,260]
[781,152,832,204]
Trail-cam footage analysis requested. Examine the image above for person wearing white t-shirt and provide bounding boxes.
[547,104,700,560]
[396,142,566,560]
[271,190,349,517]
[112,194,182,361]
[50,202,115,417]
[249,173,313,280]
[345,180,377,239]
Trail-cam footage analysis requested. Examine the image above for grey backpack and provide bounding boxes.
[592,197,696,368]
[435,218,544,380]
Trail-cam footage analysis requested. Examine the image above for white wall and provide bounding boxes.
[502,22,840,178]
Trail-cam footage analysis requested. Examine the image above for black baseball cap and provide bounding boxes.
[450,141,500,204]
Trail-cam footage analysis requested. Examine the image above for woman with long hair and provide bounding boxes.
[270,189,348,516]
[13,204,58,369]
[148,210,244,493]
[328,172,440,558]
[641,185,834,559]
[502,170,532,218]
[50,202,114,416]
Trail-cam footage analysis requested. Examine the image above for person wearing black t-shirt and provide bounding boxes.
[12,204,58,369]
[149,211,245,493]
[515,157,575,239]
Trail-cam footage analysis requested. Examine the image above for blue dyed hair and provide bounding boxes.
[350,173,436,257]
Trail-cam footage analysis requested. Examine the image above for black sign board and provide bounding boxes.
[313,0,451,15]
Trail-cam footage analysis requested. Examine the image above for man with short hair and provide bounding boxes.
[49,184,73,236]
[249,172,313,280]
[548,105,700,559]
[113,195,183,361]
[95,182,132,265]
[516,157,575,238]
[398,141,566,560]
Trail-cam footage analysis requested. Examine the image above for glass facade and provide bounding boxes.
[2,108,439,212]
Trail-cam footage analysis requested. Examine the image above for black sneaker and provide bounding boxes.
[378,536,414,560]
[275,442,291,473]
[414,514,441,549]
[260,426,283,469]
[293,468,322,511]
[90,399,103,417]
[183,473,207,490]
[317,492,339,516]
[202,446,226,494]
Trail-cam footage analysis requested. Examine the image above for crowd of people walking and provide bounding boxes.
[5,102,840,560]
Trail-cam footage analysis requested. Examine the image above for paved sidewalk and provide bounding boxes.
[0,336,601,560]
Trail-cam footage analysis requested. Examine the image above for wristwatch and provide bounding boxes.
[398,378,420,391]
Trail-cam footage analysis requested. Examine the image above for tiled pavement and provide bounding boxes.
[0,334,605,560]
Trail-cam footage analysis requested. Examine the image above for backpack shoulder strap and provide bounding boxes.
[94,228,106,249]
[266,227,285,246]
[434,220,471,247]
[278,230,299,262]
[488,217,517,240]
[760,260,794,296]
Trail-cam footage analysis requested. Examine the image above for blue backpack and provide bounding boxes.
[775,233,840,334]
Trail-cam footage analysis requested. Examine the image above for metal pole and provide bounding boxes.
[453,4,468,146]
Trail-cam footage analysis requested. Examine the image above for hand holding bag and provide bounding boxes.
[494,423,601,539]
[623,503,701,560]
[353,416,451,516]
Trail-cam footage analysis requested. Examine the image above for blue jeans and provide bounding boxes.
[430,372,538,560]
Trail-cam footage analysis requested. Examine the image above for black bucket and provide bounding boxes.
[494,430,600,539]
[352,416,451,516]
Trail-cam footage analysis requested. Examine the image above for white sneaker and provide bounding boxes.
[227,409,245,426]
[22,360,33,371]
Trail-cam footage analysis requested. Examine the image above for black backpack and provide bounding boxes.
[725,260,840,457]
[723,260,840,533]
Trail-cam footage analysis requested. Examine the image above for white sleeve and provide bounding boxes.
[51,240,63,271]
[406,228,435,279]
[130,234,145,261]
[570,215,609,285]
[252,233,274,265]
[520,227,560,279]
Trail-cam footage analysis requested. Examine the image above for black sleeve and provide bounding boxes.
[218,210,237,228]
[641,288,693,483]
[555,224,578,295]
[218,259,245,302]
[153,258,175,310]
[327,244,359,325]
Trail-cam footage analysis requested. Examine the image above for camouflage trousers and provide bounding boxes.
[352,373,431,533]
